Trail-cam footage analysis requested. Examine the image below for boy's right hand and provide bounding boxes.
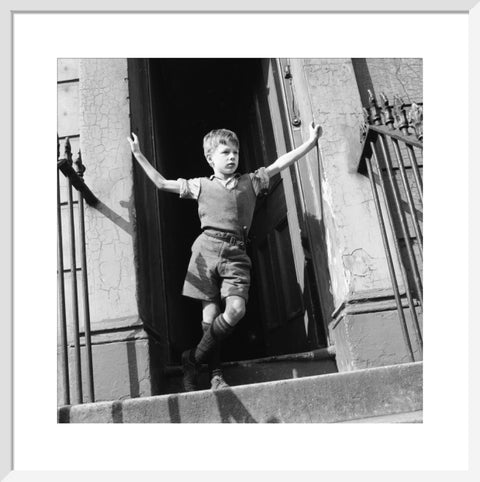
[127,132,141,155]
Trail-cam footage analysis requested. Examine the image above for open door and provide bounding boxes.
[129,58,326,363]
[240,60,316,355]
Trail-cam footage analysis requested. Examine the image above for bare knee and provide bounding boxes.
[202,300,221,324]
[224,296,246,325]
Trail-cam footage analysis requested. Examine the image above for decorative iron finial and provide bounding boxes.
[359,124,367,143]
[393,95,409,134]
[360,107,370,143]
[368,90,382,125]
[380,92,395,129]
[74,149,86,178]
[362,107,370,125]
[64,137,73,165]
[408,103,423,141]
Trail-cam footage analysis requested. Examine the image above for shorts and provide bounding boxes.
[182,232,252,302]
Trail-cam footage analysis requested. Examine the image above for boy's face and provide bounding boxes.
[207,141,239,179]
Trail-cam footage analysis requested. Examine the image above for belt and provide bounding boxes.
[203,229,247,249]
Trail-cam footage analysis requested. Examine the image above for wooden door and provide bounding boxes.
[242,60,313,356]
[127,59,170,350]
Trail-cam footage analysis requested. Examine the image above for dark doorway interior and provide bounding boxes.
[146,59,323,364]
[148,59,268,363]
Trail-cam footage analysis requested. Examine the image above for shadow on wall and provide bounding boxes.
[126,340,140,399]
[303,211,335,343]
[351,58,375,108]
[92,198,134,236]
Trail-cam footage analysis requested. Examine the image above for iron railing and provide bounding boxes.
[57,135,98,405]
[357,92,423,361]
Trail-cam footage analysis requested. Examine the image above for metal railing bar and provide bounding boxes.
[58,158,98,207]
[380,164,423,172]
[369,124,423,148]
[390,138,423,256]
[60,267,82,274]
[377,134,423,307]
[57,78,80,85]
[57,169,70,405]
[58,134,80,140]
[77,185,95,402]
[370,142,423,352]
[365,153,414,361]
[406,145,423,204]
[67,179,83,404]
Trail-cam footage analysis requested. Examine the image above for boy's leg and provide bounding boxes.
[181,300,220,392]
[182,296,246,391]
[223,295,246,326]
[194,295,246,364]
[202,300,221,324]
[201,301,222,377]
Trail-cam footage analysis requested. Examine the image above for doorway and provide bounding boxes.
[133,58,325,363]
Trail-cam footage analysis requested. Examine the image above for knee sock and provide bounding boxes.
[202,322,222,376]
[194,314,234,365]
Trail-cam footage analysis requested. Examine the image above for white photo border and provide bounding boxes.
[3,1,479,480]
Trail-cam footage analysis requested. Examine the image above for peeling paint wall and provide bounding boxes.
[78,59,139,326]
[57,59,162,402]
[295,58,394,311]
[364,58,423,103]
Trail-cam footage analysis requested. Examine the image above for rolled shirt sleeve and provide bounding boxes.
[178,178,201,200]
[250,167,270,196]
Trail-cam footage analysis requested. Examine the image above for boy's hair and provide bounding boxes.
[203,129,239,160]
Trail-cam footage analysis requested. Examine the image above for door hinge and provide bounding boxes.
[283,64,301,127]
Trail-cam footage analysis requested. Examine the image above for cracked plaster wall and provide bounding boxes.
[298,59,394,308]
[366,58,423,103]
[79,59,138,325]
[57,338,154,404]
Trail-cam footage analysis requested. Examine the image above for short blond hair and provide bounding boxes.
[203,129,239,160]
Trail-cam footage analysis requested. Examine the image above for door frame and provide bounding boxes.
[260,59,314,341]
[127,58,171,359]
[127,58,329,363]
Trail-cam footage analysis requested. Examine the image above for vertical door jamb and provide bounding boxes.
[127,58,171,362]
[262,59,308,333]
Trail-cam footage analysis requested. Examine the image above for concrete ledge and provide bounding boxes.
[341,410,423,423]
[58,361,422,423]
[331,308,423,371]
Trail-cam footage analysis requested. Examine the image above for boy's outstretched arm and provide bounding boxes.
[265,121,322,178]
[127,132,181,194]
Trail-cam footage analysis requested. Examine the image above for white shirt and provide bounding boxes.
[178,167,270,200]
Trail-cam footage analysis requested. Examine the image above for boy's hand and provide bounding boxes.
[127,132,141,155]
[309,121,322,143]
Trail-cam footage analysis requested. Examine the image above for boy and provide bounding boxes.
[127,121,321,392]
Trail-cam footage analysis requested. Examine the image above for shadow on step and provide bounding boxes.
[166,388,279,423]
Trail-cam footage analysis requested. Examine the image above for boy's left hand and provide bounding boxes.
[127,132,141,155]
[309,121,322,142]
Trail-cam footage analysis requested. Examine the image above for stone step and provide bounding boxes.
[340,410,423,423]
[162,347,338,394]
[58,361,422,423]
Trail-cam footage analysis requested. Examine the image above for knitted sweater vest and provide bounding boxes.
[198,175,257,236]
